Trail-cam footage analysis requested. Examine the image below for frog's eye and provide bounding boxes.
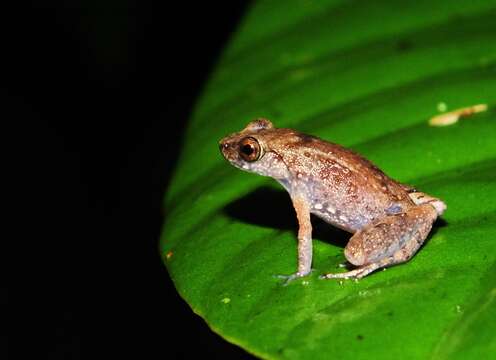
[239,137,262,162]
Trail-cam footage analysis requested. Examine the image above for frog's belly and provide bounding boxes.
[310,206,376,233]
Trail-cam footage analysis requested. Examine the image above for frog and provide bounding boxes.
[219,119,446,281]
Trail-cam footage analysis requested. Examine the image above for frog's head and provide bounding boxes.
[219,119,290,180]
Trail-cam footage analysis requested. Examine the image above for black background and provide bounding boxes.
[8,1,254,358]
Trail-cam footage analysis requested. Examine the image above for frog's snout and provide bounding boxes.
[219,138,237,162]
[218,139,230,156]
[219,141,230,152]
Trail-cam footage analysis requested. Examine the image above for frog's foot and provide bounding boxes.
[274,270,313,285]
[320,262,382,280]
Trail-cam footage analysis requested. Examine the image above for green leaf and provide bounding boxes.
[161,1,496,358]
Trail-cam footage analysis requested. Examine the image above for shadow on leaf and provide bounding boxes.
[223,186,350,248]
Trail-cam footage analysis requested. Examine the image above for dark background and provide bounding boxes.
[8,2,254,358]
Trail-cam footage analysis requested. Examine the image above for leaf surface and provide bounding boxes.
[162,1,496,358]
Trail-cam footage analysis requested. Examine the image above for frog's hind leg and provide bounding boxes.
[321,204,438,280]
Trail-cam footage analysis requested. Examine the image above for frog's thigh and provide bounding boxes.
[325,204,437,279]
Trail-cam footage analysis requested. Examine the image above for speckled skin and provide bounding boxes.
[219,119,446,280]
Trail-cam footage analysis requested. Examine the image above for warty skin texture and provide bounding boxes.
[219,119,446,281]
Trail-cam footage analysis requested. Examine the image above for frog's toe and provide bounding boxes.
[274,273,299,285]
[321,264,380,280]
[320,271,356,280]
[274,270,314,285]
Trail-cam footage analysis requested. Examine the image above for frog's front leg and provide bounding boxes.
[322,203,438,280]
[277,195,313,283]
[293,195,313,276]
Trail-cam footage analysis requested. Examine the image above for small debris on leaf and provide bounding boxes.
[436,102,448,112]
[429,104,488,127]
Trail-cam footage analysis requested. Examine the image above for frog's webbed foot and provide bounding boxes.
[274,270,314,285]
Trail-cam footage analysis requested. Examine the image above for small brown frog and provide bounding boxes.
[219,119,446,281]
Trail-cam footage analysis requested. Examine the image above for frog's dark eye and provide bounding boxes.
[239,137,262,162]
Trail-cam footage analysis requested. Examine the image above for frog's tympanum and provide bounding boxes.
[219,119,446,281]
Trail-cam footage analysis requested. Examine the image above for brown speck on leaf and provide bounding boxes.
[429,104,488,127]
[166,250,173,260]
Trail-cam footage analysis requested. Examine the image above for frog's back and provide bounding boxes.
[265,128,414,232]
[266,129,407,195]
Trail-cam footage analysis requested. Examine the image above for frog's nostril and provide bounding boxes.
[220,142,229,150]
